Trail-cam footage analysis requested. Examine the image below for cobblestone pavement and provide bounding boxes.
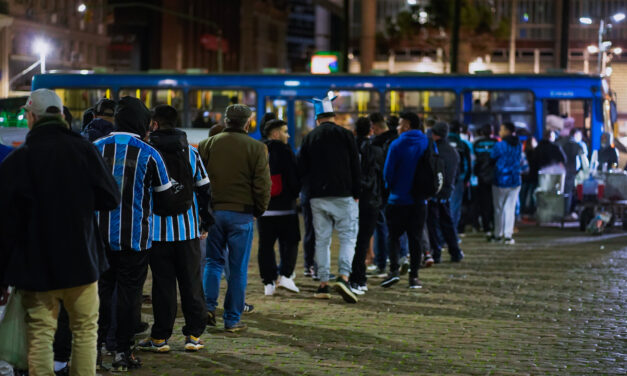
[116,224,626,375]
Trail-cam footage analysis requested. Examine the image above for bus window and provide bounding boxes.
[327,90,380,129]
[189,89,256,132]
[463,91,534,135]
[265,98,288,121]
[54,88,111,129]
[294,100,315,149]
[119,89,184,123]
[385,90,456,121]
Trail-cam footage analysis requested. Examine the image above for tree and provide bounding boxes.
[379,0,509,73]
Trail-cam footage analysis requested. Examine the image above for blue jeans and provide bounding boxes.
[203,211,254,328]
[450,179,465,231]
[374,206,409,270]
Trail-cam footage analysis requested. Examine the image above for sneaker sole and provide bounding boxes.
[350,288,365,296]
[184,344,204,351]
[313,293,331,299]
[409,285,423,289]
[380,278,400,288]
[277,285,300,293]
[138,346,170,353]
[333,283,358,303]
[225,326,247,333]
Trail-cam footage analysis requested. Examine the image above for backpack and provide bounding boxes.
[412,139,445,199]
[151,138,195,212]
[358,138,382,207]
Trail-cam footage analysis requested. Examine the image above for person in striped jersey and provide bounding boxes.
[137,105,212,354]
[94,97,190,372]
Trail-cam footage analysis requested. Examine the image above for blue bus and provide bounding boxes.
[1,73,609,149]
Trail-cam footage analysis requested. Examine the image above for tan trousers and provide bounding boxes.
[21,282,99,376]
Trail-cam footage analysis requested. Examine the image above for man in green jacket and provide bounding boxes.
[198,104,271,332]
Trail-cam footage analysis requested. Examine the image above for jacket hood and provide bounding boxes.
[504,135,519,146]
[400,129,427,141]
[114,96,150,137]
[149,128,188,152]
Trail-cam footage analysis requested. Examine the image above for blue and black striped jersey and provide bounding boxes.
[153,146,210,242]
[94,132,172,251]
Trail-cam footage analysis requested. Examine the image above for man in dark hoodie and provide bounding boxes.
[535,129,566,170]
[0,89,120,375]
[257,119,301,296]
[81,98,116,142]
[427,122,464,263]
[380,112,429,289]
[137,105,212,354]
[491,122,528,245]
[94,96,189,371]
[473,124,497,237]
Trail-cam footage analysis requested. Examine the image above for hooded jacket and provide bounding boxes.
[357,136,383,208]
[448,132,472,183]
[384,129,429,205]
[435,138,459,199]
[297,121,361,199]
[534,139,566,170]
[81,118,114,142]
[115,96,151,136]
[0,116,120,291]
[264,139,300,212]
[491,135,527,188]
[473,136,497,185]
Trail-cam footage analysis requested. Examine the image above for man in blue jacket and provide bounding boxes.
[380,112,428,289]
[491,122,527,245]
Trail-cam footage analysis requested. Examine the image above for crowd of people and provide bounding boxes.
[0,88,599,375]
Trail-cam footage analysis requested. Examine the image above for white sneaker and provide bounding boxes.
[503,238,515,245]
[358,284,368,292]
[264,283,275,296]
[277,276,299,293]
[366,265,377,272]
[349,282,365,295]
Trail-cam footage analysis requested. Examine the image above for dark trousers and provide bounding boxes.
[301,195,316,270]
[386,202,426,279]
[53,303,71,362]
[350,201,378,285]
[257,214,301,285]
[98,249,149,353]
[478,182,494,232]
[150,239,207,339]
[427,200,462,261]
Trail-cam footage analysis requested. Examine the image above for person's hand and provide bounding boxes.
[0,286,9,306]
[199,231,208,240]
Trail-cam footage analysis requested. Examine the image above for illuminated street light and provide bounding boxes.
[587,45,599,54]
[77,3,87,13]
[32,39,50,73]
[407,0,417,5]
[613,47,623,55]
[579,17,593,25]
[611,12,625,23]
[418,10,428,24]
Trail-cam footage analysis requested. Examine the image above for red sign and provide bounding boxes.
[200,34,229,53]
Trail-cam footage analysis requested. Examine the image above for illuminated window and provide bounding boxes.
[386,90,456,121]
[326,90,380,129]
[189,89,256,132]
[463,91,535,134]
[54,88,112,129]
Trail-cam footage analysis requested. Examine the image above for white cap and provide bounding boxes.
[23,89,63,117]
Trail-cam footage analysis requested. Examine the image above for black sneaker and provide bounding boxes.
[333,278,358,303]
[111,350,141,372]
[207,310,216,327]
[451,250,464,263]
[243,303,255,313]
[96,346,110,371]
[380,274,400,288]
[409,278,423,289]
[313,285,331,299]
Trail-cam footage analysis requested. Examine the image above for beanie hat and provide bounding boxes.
[224,104,252,124]
[432,122,449,138]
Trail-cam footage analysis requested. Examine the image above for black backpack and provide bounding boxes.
[150,133,195,212]
[412,140,445,199]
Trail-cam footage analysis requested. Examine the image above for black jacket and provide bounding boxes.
[0,117,120,291]
[473,136,497,185]
[264,139,300,211]
[372,129,397,148]
[297,122,361,199]
[535,139,566,170]
[435,138,460,199]
[81,118,114,142]
[356,136,383,208]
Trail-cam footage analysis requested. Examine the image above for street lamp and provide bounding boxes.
[32,39,50,74]
[579,12,626,74]
[77,3,87,13]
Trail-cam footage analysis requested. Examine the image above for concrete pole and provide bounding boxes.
[583,49,589,73]
[509,0,517,73]
[360,0,376,73]
[315,5,330,51]
[534,48,540,73]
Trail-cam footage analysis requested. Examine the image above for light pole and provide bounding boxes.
[32,39,50,74]
[580,12,625,74]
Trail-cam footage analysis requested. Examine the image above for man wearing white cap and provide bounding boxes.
[0,89,120,375]
[297,96,361,303]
